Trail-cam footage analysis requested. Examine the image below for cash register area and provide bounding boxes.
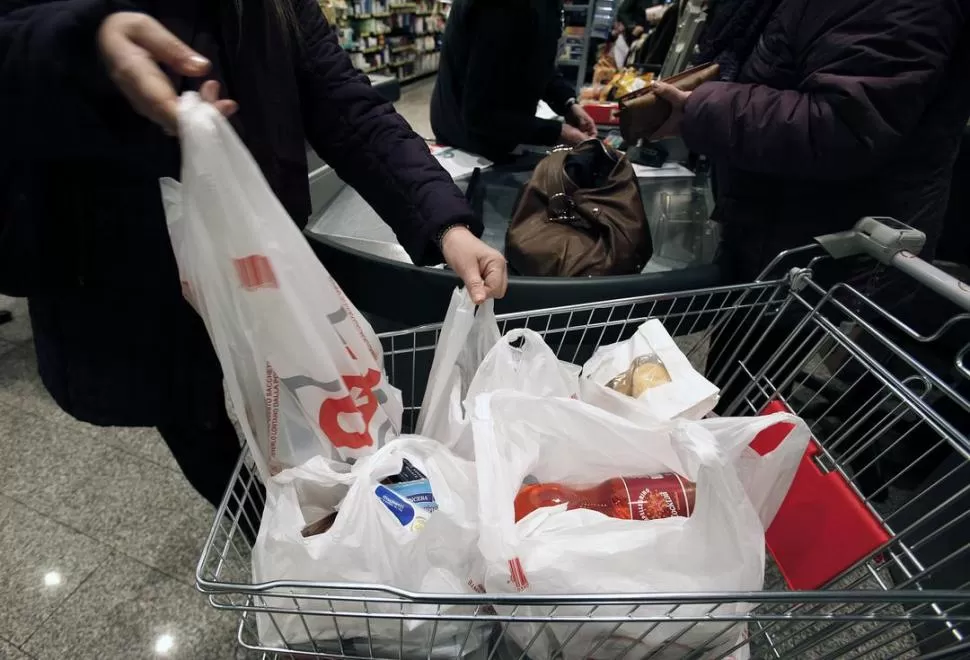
[0,78,438,660]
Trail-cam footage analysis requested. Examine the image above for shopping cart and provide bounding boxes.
[197,217,970,660]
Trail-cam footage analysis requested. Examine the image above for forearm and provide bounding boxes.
[684,82,888,180]
[542,73,576,116]
[296,0,479,264]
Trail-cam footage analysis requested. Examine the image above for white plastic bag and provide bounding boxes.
[416,288,501,451]
[471,392,809,660]
[161,93,402,478]
[580,319,719,422]
[253,436,488,655]
[417,290,578,457]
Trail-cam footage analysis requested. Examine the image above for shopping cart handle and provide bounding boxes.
[816,217,970,312]
[816,216,925,262]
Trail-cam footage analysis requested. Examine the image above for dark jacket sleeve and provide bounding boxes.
[682,0,969,180]
[542,72,577,117]
[0,0,133,163]
[617,0,648,33]
[461,2,562,149]
[293,0,480,266]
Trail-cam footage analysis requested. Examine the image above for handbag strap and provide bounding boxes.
[547,140,620,224]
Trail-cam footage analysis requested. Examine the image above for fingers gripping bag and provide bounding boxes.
[471,392,809,660]
[253,436,490,655]
[417,288,578,457]
[580,319,719,422]
[161,93,402,478]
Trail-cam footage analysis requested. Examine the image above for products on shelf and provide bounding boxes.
[514,473,697,522]
[338,0,445,80]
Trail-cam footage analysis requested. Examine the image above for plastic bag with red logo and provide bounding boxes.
[470,392,809,660]
[160,93,402,478]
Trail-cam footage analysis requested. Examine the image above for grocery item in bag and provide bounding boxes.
[471,392,809,660]
[581,319,718,422]
[514,473,695,523]
[606,355,672,396]
[254,437,486,654]
[162,93,402,478]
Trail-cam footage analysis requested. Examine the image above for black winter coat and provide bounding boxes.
[0,0,479,427]
[430,0,576,161]
[683,0,970,282]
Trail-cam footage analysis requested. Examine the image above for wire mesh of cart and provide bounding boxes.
[197,218,970,660]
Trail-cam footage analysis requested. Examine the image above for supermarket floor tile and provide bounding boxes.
[91,425,182,474]
[0,344,81,428]
[396,76,435,140]
[0,497,110,646]
[21,554,238,660]
[0,404,214,586]
[0,298,31,345]
[0,637,32,660]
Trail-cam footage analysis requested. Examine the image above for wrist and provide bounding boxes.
[436,223,470,252]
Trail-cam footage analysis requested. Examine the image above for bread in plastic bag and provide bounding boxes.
[581,319,718,422]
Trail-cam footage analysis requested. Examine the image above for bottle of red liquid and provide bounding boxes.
[514,473,696,523]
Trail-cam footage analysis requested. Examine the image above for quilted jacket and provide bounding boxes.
[0,0,478,426]
[683,0,970,281]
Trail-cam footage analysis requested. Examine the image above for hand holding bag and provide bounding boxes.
[618,63,720,142]
[506,140,652,277]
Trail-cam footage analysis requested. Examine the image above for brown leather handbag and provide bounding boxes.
[617,63,720,142]
[506,140,652,277]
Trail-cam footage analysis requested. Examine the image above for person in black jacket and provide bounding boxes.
[430,0,598,161]
[0,0,508,509]
[615,0,665,39]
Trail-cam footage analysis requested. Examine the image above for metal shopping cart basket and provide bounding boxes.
[197,217,970,660]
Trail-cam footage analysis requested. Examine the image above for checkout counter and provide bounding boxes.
[306,77,722,329]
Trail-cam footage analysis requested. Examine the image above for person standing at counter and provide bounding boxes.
[0,0,507,509]
[649,0,969,409]
[651,0,970,282]
[430,0,599,161]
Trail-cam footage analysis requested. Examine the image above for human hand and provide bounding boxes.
[646,5,668,25]
[568,104,598,138]
[440,227,508,304]
[650,80,691,139]
[98,12,238,134]
[560,123,589,146]
[632,25,645,37]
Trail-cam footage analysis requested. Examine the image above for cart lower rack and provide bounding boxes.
[197,218,970,660]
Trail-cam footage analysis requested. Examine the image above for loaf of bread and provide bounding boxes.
[606,355,671,397]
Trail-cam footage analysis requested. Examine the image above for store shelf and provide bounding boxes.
[399,70,438,83]
[563,4,591,10]
[339,0,446,85]
[347,45,385,54]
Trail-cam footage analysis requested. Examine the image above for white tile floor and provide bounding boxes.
[0,78,438,660]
